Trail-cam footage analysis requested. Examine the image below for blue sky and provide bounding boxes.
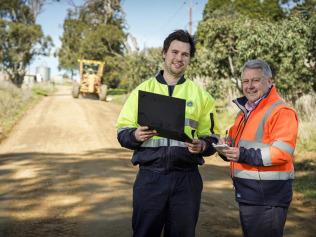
[30,0,208,76]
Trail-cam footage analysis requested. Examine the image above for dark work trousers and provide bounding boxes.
[132,167,203,237]
[239,203,288,237]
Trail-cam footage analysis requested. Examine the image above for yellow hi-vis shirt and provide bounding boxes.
[116,76,220,148]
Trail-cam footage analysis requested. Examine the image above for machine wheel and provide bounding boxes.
[99,84,107,101]
[72,82,80,98]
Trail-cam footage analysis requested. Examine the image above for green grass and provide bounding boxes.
[294,177,316,199]
[296,121,316,153]
[109,93,129,105]
[293,154,316,200]
[107,88,127,96]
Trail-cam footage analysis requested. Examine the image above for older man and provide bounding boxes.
[216,59,298,237]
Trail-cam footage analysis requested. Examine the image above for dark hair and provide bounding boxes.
[162,30,196,58]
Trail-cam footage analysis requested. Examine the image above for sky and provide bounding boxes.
[30,0,208,76]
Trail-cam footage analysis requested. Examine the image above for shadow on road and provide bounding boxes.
[0,148,135,237]
[0,149,314,237]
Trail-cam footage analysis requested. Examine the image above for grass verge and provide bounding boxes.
[0,81,56,142]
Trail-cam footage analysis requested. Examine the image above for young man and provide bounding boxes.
[116,30,220,237]
[216,59,298,237]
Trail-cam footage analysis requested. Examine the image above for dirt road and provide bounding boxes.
[0,85,314,237]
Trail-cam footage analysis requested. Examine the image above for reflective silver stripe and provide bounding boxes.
[261,146,272,166]
[117,127,134,134]
[141,138,168,147]
[185,118,198,129]
[239,140,272,166]
[272,140,295,155]
[256,100,284,142]
[234,169,294,180]
[238,140,269,149]
[239,139,294,166]
[170,139,187,147]
[140,138,186,148]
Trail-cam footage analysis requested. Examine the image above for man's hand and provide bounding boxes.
[221,147,240,162]
[213,137,228,155]
[185,139,206,154]
[213,138,239,161]
[134,126,157,142]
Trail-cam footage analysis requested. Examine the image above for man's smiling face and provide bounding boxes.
[242,68,272,103]
[163,40,191,78]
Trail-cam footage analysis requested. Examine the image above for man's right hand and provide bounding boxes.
[134,126,157,142]
[213,137,228,155]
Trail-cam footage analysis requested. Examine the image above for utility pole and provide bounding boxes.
[188,0,192,35]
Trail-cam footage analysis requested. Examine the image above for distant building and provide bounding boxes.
[36,66,51,81]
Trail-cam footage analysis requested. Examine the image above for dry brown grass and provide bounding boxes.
[0,80,55,141]
[0,81,32,136]
[294,94,316,153]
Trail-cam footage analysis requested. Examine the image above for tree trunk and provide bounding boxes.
[12,72,25,87]
[228,56,242,93]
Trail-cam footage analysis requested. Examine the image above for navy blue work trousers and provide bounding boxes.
[239,203,288,237]
[132,168,203,237]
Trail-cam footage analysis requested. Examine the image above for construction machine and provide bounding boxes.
[72,59,107,101]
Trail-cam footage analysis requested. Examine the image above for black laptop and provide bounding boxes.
[137,90,192,143]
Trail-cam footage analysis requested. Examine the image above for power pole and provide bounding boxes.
[189,0,192,35]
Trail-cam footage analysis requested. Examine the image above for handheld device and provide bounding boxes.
[212,143,229,149]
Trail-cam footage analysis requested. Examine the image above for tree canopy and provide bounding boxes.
[58,0,126,87]
[0,0,52,85]
[121,47,162,91]
[203,0,285,21]
[187,0,316,103]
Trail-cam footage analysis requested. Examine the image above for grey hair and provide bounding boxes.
[241,59,273,79]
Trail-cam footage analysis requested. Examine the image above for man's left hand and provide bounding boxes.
[185,139,206,154]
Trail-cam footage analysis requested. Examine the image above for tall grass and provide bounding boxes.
[294,94,316,153]
[0,80,55,140]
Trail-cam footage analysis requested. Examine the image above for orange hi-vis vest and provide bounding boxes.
[229,86,298,182]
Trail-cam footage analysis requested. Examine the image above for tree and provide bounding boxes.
[58,0,126,87]
[203,0,285,21]
[0,0,53,85]
[189,16,315,103]
[307,13,316,91]
[121,47,162,91]
[57,10,84,78]
[26,0,60,21]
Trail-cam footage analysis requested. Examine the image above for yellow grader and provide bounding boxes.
[72,59,107,101]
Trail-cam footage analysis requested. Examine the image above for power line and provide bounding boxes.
[157,1,187,32]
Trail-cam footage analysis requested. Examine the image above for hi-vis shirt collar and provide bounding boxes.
[233,85,274,117]
[155,70,186,85]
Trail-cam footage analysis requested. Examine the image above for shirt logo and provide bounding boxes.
[187,101,193,107]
